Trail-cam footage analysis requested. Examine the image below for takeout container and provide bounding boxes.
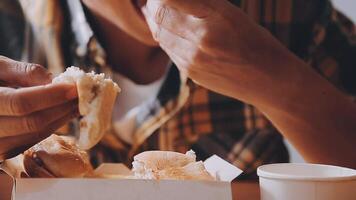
[1,155,242,200]
[257,163,356,200]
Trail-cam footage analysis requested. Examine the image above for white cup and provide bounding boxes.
[257,163,356,200]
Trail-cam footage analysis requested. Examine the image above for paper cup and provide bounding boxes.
[257,163,356,200]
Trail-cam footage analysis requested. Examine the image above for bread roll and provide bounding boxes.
[158,161,215,181]
[132,150,214,180]
[23,134,93,178]
[52,66,120,150]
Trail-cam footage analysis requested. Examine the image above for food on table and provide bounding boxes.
[132,150,215,181]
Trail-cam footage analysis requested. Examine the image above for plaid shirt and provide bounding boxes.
[0,0,354,179]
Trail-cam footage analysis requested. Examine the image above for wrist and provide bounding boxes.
[255,53,350,121]
[252,53,321,114]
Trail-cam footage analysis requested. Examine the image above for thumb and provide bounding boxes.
[0,56,52,87]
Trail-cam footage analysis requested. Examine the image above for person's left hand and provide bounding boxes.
[142,0,304,108]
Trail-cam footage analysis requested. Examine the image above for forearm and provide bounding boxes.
[256,56,356,168]
[142,0,356,168]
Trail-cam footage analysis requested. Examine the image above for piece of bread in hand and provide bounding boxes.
[52,66,120,150]
[132,150,215,181]
[23,134,93,178]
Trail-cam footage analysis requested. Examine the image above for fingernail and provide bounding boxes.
[66,86,78,100]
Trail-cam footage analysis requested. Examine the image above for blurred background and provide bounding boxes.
[332,0,356,23]
[286,0,356,163]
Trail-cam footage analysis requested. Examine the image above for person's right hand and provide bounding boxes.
[0,56,79,161]
[142,0,310,109]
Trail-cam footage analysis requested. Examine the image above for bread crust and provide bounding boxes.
[132,151,215,180]
[53,67,120,150]
[23,135,93,178]
[23,153,54,178]
[78,77,119,149]
[133,151,196,170]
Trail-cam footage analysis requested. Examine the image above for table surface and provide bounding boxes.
[0,172,260,200]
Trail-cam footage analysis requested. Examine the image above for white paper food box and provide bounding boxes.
[1,155,243,200]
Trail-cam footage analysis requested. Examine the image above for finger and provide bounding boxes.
[0,83,78,116]
[154,29,203,79]
[146,0,216,18]
[154,23,228,77]
[0,110,79,160]
[0,56,52,87]
[144,4,240,57]
[142,9,196,73]
[142,4,205,44]
[0,99,78,137]
[163,43,224,95]
[146,14,203,66]
[0,143,35,162]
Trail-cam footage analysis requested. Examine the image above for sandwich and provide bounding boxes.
[132,150,215,181]
[52,66,120,150]
[22,67,119,178]
[23,134,93,178]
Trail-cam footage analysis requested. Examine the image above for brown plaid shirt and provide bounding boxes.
[0,0,354,179]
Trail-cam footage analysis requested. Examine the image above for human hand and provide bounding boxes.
[0,56,79,161]
[142,0,305,107]
[143,0,356,169]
